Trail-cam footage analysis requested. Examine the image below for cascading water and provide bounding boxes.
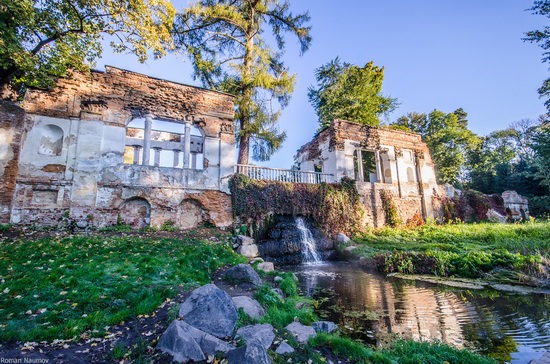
[295,217,323,264]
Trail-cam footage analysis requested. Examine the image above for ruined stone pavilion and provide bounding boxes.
[295,120,440,226]
[0,67,236,229]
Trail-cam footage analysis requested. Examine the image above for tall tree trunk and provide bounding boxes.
[237,133,250,165]
[236,2,257,165]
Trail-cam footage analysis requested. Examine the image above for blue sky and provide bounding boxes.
[98,0,548,168]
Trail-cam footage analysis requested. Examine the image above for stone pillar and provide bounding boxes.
[142,114,153,165]
[183,121,192,168]
[191,153,197,169]
[375,150,382,183]
[153,147,161,167]
[133,146,141,164]
[173,150,180,167]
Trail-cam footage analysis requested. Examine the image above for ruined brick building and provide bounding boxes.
[295,120,440,226]
[0,68,528,230]
[0,67,236,229]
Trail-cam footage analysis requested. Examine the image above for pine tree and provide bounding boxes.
[172,0,311,164]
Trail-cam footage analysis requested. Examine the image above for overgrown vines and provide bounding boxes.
[229,174,364,236]
[380,189,400,227]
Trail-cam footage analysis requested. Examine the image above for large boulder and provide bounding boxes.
[157,321,206,362]
[226,338,272,364]
[179,284,237,338]
[235,324,275,349]
[157,321,235,362]
[312,321,338,334]
[232,296,266,319]
[285,322,316,344]
[224,264,262,288]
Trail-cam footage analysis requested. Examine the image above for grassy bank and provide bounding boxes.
[0,230,245,342]
[349,221,550,286]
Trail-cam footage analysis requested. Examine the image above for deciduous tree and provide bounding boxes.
[172,0,311,164]
[392,109,477,185]
[308,58,397,131]
[0,0,175,93]
[524,0,550,111]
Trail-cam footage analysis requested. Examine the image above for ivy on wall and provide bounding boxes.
[229,174,365,237]
[380,189,401,227]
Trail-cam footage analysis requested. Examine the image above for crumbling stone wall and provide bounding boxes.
[0,101,26,223]
[296,120,439,227]
[2,67,236,229]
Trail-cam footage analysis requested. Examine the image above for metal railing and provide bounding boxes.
[235,164,334,184]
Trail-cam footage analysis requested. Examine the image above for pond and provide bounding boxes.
[286,262,550,363]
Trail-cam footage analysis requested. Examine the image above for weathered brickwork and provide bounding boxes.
[296,120,439,227]
[1,67,236,229]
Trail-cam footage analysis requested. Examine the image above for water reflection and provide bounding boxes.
[288,262,550,363]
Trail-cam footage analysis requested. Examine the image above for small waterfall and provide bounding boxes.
[295,217,323,265]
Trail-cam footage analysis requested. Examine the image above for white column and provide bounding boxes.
[153,147,161,167]
[375,150,382,183]
[142,114,153,165]
[183,121,192,168]
[191,153,197,169]
[133,146,141,164]
[173,150,180,167]
[356,149,364,182]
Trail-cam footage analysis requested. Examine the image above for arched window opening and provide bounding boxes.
[124,117,205,169]
[39,124,64,156]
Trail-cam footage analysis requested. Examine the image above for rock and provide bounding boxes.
[237,244,259,258]
[250,257,264,264]
[275,342,295,355]
[487,208,506,223]
[312,321,338,333]
[226,338,272,364]
[232,296,266,319]
[335,233,350,244]
[271,288,284,300]
[257,262,274,272]
[224,264,263,288]
[237,235,255,246]
[274,276,283,283]
[235,324,275,349]
[285,322,316,343]
[76,220,88,228]
[157,321,235,362]
[179,284,237,338]
[157,321,206,362]
[232,243,240,249]
[186,323,236,356]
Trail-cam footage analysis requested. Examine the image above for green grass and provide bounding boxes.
[0,234,245,342]
[351,221,550,284]
[309,333,496,364]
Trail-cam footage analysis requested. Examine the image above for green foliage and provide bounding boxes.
[160,220,178,232]
[0,0,174,91]
[524,0,550,112]
[0,224,11,232]
[0,234,244,342]
[380,189,401,227]
[354,222,550,284]
[308,58,398,131]
[229,174,364,236]
[393,108,477,185]
[309,334,495,364]
[173,0,311,164]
